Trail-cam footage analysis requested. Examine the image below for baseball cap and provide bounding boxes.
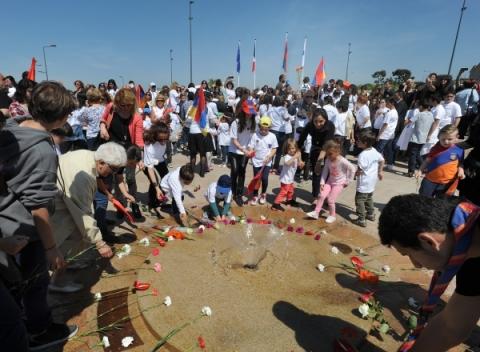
[259,116,272,127]
[216,175,232,194]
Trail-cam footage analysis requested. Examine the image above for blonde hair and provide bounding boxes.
[439,124,458,137]
[323,140,341,153]
[283,138,299,154]
[86,88,103,104]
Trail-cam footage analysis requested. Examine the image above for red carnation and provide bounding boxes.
[198,336,206,349]
[152,248,160,256]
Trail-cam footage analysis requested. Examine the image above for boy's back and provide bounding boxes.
[357,147,384,194]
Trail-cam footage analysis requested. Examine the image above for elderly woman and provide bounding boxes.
[99,88,144,219]
[48,142,126,293]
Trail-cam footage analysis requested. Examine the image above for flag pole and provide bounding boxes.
[253,38,256,90]
[301,36,307,85]
[237,40,241,87]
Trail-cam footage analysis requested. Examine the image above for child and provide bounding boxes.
[51,122,73,156]
[307,140,355,223]
[0,81,78,349]
[217,114,230,166]
[143,122,170,214]
[417,124,465,197]
[205,174,232,221]
[247,116,278,205]
[354,130,385,227]
[160,163,195,225]
[272,138,304,211]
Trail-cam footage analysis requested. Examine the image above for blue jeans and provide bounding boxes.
[376,139,394,165]
[16,240,52,334]
[407,142,424,173]
[419,178,448,197]
[252,165,271,196]
[220,145,229,163]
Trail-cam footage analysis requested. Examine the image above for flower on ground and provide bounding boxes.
[152,248,160,256]
[186,228,194,235]
[230,215,236,221]
[201,306,212,316]
[355,247,365,255]
[358,303,370,319]
[168,236,175,242]
[198,336,206,349]
[358,269,379,284]
[359,291,375,303]
[295,226,304,234]
[314,234,321,241]
[102,336,110,348]
[408,297,418,308]
[134,281,150,291]
[320,230,328,235]
[287,226,294,232]
[350,256,364,269]
[152,288,158,296]
[121,336,134,348]
[163,296,172,307]
[153,263,162,273]
[157,238,166,247]
[116,244,132,259]
[239,219,246,224]
[331,246,339,255]
[260,215,266,220]
[289,218,296,224]
[317,264,325,272]
[197,225,206,233]
[305,230,315,236]
[382,265,391,274]
[246,218,253,224]
[94,292,102,301]
[213,223,221,229]
[139,237,150,247]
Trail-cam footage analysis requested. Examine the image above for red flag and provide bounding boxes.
[135,84,145,109]
[27,57,36,81]
[313,57,326,87]
[247,167,264,194]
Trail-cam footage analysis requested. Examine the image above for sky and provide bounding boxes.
[1,0,479,91]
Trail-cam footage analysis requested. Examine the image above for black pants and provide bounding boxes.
[0,279,28,352]
[146,162,169,208]
[407,142,424,173]
[310,148,322,198]
[271,130,286,171]
[229,152,248,196]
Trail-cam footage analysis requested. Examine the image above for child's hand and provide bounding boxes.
[355,169,361,177]
[156,189,164,200]
[378,171,384,181]
[299,161,305,169]
[458,168,466,180]
[314,160,323,175]
[414,170,422,179]
[124,193,136,203]
[320,184,325,191]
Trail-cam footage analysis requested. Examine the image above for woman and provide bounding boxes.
[228,97,256,206]
[372,98,389,136]
[99,88,144,218]
[151,95,169,124]
[168,82,180,110]
[225,81,236,111]
[267,96,291,173]
[187,89,208,177]
[73,80,85,100]
[297,108,335,198]
[78,87,105,150]
[107,79,118,98]
[8,79,36,118]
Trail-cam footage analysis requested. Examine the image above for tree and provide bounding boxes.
[391,69,412,85]
[372,70,386,85]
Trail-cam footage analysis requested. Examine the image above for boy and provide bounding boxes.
[247,116,278,205]
[0,81,78,350]
[354,130,385,227]
[205,175,232,221]
[160,163,195,225]
[51,122,73,156]
[417,124,465,197]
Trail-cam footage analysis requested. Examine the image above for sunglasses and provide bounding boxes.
[107,163,121,173]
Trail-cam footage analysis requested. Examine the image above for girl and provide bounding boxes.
[247,116,278,205]
[307,140,356,223]
[272,139,304,211]
[78,87,105,150]
[143,122,170,214]
[228,97,256,206]
[217,114,230,166]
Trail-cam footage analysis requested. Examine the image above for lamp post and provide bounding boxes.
[188,0,194,83]
[345,42,352,81]
[447,0,467,76]
[170,49,173,84]
[42,44,56,80]
[119,75,125,87]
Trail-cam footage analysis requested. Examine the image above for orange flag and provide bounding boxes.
[27,57,37,81]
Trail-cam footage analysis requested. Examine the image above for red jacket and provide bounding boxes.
[101,103,144,148]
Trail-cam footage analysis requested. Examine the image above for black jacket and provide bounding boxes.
[297,120,335,153]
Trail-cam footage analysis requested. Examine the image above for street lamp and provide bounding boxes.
[188,0,194,83]
[42,44,56,80]
[118,75,125,87]
[447,0,467,76]
[345,42,352,81]
[169,49,173,84]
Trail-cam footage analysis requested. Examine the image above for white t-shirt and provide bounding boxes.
[267,106,289,132]
[433,103,449,129]
[443,101,462,125]
[323,104,338,122]
[333,111,347,136]
[160,167,185,214]
[168,89,179,109]
[218,122,231,146]
[228,119,254,154]
[280,154,298,184]
[248,131,279,167]
[144,142,167,167]
[378,109,398,140]
[355,104,371,128]
[356,147,384,193]
[373,107,389,130]
[204,182,232,203]
[143,117,152,131]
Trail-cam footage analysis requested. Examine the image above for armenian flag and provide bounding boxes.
[188,87,208,130]
[135,84,145,109]
[27,57,36,81]
[282,33,288,73]
[311,57,326,87]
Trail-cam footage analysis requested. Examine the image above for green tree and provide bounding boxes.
[391,69,412,85]
[372,70,387,85]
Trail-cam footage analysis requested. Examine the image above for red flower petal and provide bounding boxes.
[359,290,375,303]
[358,269,379,284]
[314,234,321,240]
[152,248,160,256]
[198,336,206,349]
[134,281,150,291]
[305,230,315,236]
[350,256,364,268]
[152,288,159,296]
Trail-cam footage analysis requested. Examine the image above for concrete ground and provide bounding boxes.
[47,150,479,352]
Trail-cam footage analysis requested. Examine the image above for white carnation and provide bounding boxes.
[121,336,134,347]
[317,264,325,272]
[358,303,370,318]
[330,246,339,255]
[163,296,172,307]
[201,306,212,316]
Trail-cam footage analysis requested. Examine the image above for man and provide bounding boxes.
[149,82,157,101]
[455,80,479,138]
[275,74,286,93]
[379,194,480,351]
[376,98,398,170]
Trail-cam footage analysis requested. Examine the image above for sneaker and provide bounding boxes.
[259,194,267,205]
[29,323,78,351]
[287,199,299,207]
[102,233,119,244]
[49,282,84,294]
[366,214,376,221]
[306,211,319,220]
[131,203,143,220]
[272,203,285,211]
[250,196,259,206]
[325,216,337,224]
[235,196,244,207]
[353,219,367,227]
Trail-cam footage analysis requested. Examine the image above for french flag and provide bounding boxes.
[282,33,288,73]
[252,39,256,73]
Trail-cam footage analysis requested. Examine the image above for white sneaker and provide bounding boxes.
[306,211,319,220]
[325,216,337,223]
[250,196,259,206]
[259,194,267,205]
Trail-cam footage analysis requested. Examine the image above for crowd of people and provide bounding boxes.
[1,69,480,351]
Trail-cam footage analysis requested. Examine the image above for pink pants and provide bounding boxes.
[314,182,345,216]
